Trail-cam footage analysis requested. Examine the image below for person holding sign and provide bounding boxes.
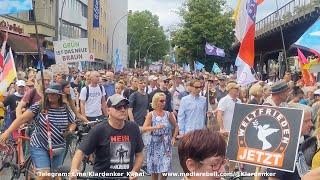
[267,103,313,180]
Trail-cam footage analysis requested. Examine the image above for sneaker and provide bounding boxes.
[140,166,151,176]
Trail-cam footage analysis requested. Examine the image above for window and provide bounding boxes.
[81,29,87,38]
[29,10,34,21]
[81,3,88,18]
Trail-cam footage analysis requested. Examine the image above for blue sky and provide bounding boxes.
[0,0,33,15]
[128,0,292,29]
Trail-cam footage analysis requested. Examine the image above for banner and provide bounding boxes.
[0,0,33,15]
[53,38,89,64]
[93,0,100,28]
[149,64,162,72]
[226,104,303,172]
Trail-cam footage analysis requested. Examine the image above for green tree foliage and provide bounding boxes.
[172,0,234,71]
[128,10,169,68]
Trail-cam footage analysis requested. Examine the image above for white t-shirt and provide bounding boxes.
[79,85,106,117]
[217,94,241,131]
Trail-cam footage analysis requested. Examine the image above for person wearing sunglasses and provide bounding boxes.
[178,79,210,136]
[70,94,144,180]
[178,129,227,180]
[143,92,179,179]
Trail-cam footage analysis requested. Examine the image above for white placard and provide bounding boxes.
[53,38,89,64]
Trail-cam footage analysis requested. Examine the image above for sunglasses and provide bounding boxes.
[163,80,170,83]
[193,86,203,89]
[113,103,128,110]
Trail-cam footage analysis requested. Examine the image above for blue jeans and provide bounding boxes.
[30,146,64,171]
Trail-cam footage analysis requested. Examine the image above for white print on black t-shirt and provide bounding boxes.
[109,135,131,170]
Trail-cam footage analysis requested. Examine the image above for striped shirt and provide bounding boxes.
[29,104,75,150]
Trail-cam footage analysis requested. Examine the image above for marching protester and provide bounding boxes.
[103,71,116,98]
[177,79,208,135]
[215,76,227,102]
[216,81,241,135]
[128,77,150,174]
[0,80,26,130]
[146,75,159,94]
[79,71,108,121]
[123,77,139,99]
[70,94,143,179]
[16,70,52,117]
[149,76,173,112]
[0,84,76,179]
[248,83,263,105]
[143,92,179,180]
[267,103,313,180]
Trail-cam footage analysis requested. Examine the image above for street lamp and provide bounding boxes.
[59,0,81,40]
[145,42,159,60]
[138,35,156,67]
[111,10,132,69]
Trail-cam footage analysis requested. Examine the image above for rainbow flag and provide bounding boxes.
[0,48,17,95]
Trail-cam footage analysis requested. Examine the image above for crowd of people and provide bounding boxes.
[0,65,320,180]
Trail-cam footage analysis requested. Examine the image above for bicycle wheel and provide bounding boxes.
[0,143,14,171]
[25,158,36,180]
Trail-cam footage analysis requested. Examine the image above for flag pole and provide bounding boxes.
[275,0,288,71]
[32,0,52,172]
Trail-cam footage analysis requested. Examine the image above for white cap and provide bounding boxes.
[314,89,320,95]
[148,75,158,81]
[16,80,26,87]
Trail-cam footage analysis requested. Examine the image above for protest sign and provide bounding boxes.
[226,104,304,172]
[53,38,89,64]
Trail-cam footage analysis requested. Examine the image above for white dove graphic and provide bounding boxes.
[310,31,320,37]
[253,121,279,150]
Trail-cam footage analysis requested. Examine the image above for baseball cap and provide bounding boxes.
[45,83,62,95]
[107,94,129,108]
[148,75,158,81]
[16,80,26,87]
[314,89,320,96]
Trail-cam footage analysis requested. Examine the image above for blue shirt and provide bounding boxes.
[103,82,115,98]
[177,94,207,135]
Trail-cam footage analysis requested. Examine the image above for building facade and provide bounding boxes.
[0,0,57,70]
[107,0,128,69]
[58,0,88,40]
[88,0,107,65]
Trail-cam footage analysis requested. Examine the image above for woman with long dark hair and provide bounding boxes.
[0,84,76,179]
[60,80,88,123]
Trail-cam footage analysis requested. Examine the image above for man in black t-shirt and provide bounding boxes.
[70,94,143,179]
[0,80,26,129]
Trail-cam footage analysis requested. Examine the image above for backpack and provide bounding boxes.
[85,85,104,101]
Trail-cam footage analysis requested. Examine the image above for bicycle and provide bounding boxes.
[62,120,102,172]
[0,124,36,180]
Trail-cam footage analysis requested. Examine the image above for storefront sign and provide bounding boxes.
[226,104,303,172]
[0,20,24,34]
[53,38,89,64]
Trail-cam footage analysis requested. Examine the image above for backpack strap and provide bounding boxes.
[85,86,89,102]
[86,85,104,102]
